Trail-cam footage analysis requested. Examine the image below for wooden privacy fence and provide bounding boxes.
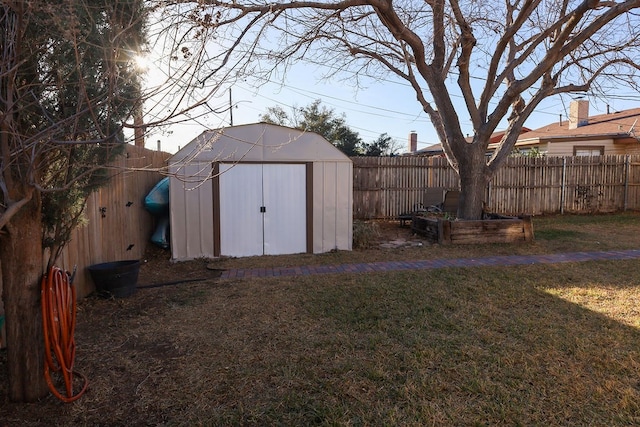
[352,154,640,219]
[55,145,170,298]
[0,145,168,319]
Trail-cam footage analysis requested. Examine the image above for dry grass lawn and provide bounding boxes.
[1,213,640,426]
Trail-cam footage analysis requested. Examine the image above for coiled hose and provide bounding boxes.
[41,266,88,402]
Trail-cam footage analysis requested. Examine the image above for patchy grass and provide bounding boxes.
[534,227,584,240]
[1,212,640,426]
[203,212,640,272]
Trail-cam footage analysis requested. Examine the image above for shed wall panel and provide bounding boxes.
[169,162,214,260]
[335,162,354,251]
[312,161,353,253]
[319,162,338,253]
[311,163,324,253]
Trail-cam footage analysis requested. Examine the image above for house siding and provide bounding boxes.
[517,138,640,156]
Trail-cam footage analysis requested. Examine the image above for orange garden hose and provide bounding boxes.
[41,266,88,402]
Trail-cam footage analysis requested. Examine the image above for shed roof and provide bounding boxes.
[169,123,351,164]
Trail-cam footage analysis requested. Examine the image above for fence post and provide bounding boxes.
[624,154,630,211]
[560,157,567,214]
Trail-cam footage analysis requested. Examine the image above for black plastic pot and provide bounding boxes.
[87,260,140,298]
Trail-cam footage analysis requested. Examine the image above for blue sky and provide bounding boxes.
[140,54,640,155]
[135,4,640,156]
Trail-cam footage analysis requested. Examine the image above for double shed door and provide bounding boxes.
[219,163,307,257]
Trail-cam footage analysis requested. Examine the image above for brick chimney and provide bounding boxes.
[569,100,589,129]
[408,131,417,153]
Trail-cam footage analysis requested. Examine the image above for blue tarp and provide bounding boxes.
[144,177,169,216]
[144,177,170,248]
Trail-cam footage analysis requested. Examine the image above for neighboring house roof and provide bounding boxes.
[409,128,532,156]
[477,129,533,144]
[411,143,444,156]
[409,104,640,157]
[514,107,640,146]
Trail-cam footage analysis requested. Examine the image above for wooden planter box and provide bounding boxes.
[412,215,534,245]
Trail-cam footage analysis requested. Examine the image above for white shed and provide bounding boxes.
[168,123,353,260]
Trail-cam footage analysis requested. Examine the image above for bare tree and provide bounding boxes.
[132,3,248,144]
[168,0,640,219]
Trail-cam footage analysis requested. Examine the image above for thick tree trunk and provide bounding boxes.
[458,172,489,220]
[0,197,48,402]
[456,150,491,220]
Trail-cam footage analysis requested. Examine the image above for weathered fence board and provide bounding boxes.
[352,155,640,219]
[0,145,168,322]
[56,146,169,297]
[353,156,459,219]
[0,147,168,343]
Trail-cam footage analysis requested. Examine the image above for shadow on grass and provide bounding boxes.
[1,261,639,426]
[298,263,640,425]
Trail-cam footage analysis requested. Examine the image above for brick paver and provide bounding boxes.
[220,249,640,279]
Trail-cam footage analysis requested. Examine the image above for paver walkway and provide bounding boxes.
[220,249,640,279]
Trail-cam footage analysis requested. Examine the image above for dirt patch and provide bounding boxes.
[137,245,224,287]
[375,222,427,248]
[355,219,428,249]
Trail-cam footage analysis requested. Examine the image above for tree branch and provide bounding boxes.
[451,0,479,128]
[0,189,33,231]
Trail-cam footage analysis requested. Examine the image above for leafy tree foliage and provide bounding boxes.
[363,133,399,156]
[261,100,397,156]
[40,1,146,262]
[0,0,146,402]
[511,146,545,158]
[261,100,364,156]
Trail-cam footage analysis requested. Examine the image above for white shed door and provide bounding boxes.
[219,163,306,257]
[262,164,306,255]
[219,164,264,257]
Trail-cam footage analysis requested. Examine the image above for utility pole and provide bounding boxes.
[229,88,233,126]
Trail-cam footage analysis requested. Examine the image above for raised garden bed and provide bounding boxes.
[412,214,534,245]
